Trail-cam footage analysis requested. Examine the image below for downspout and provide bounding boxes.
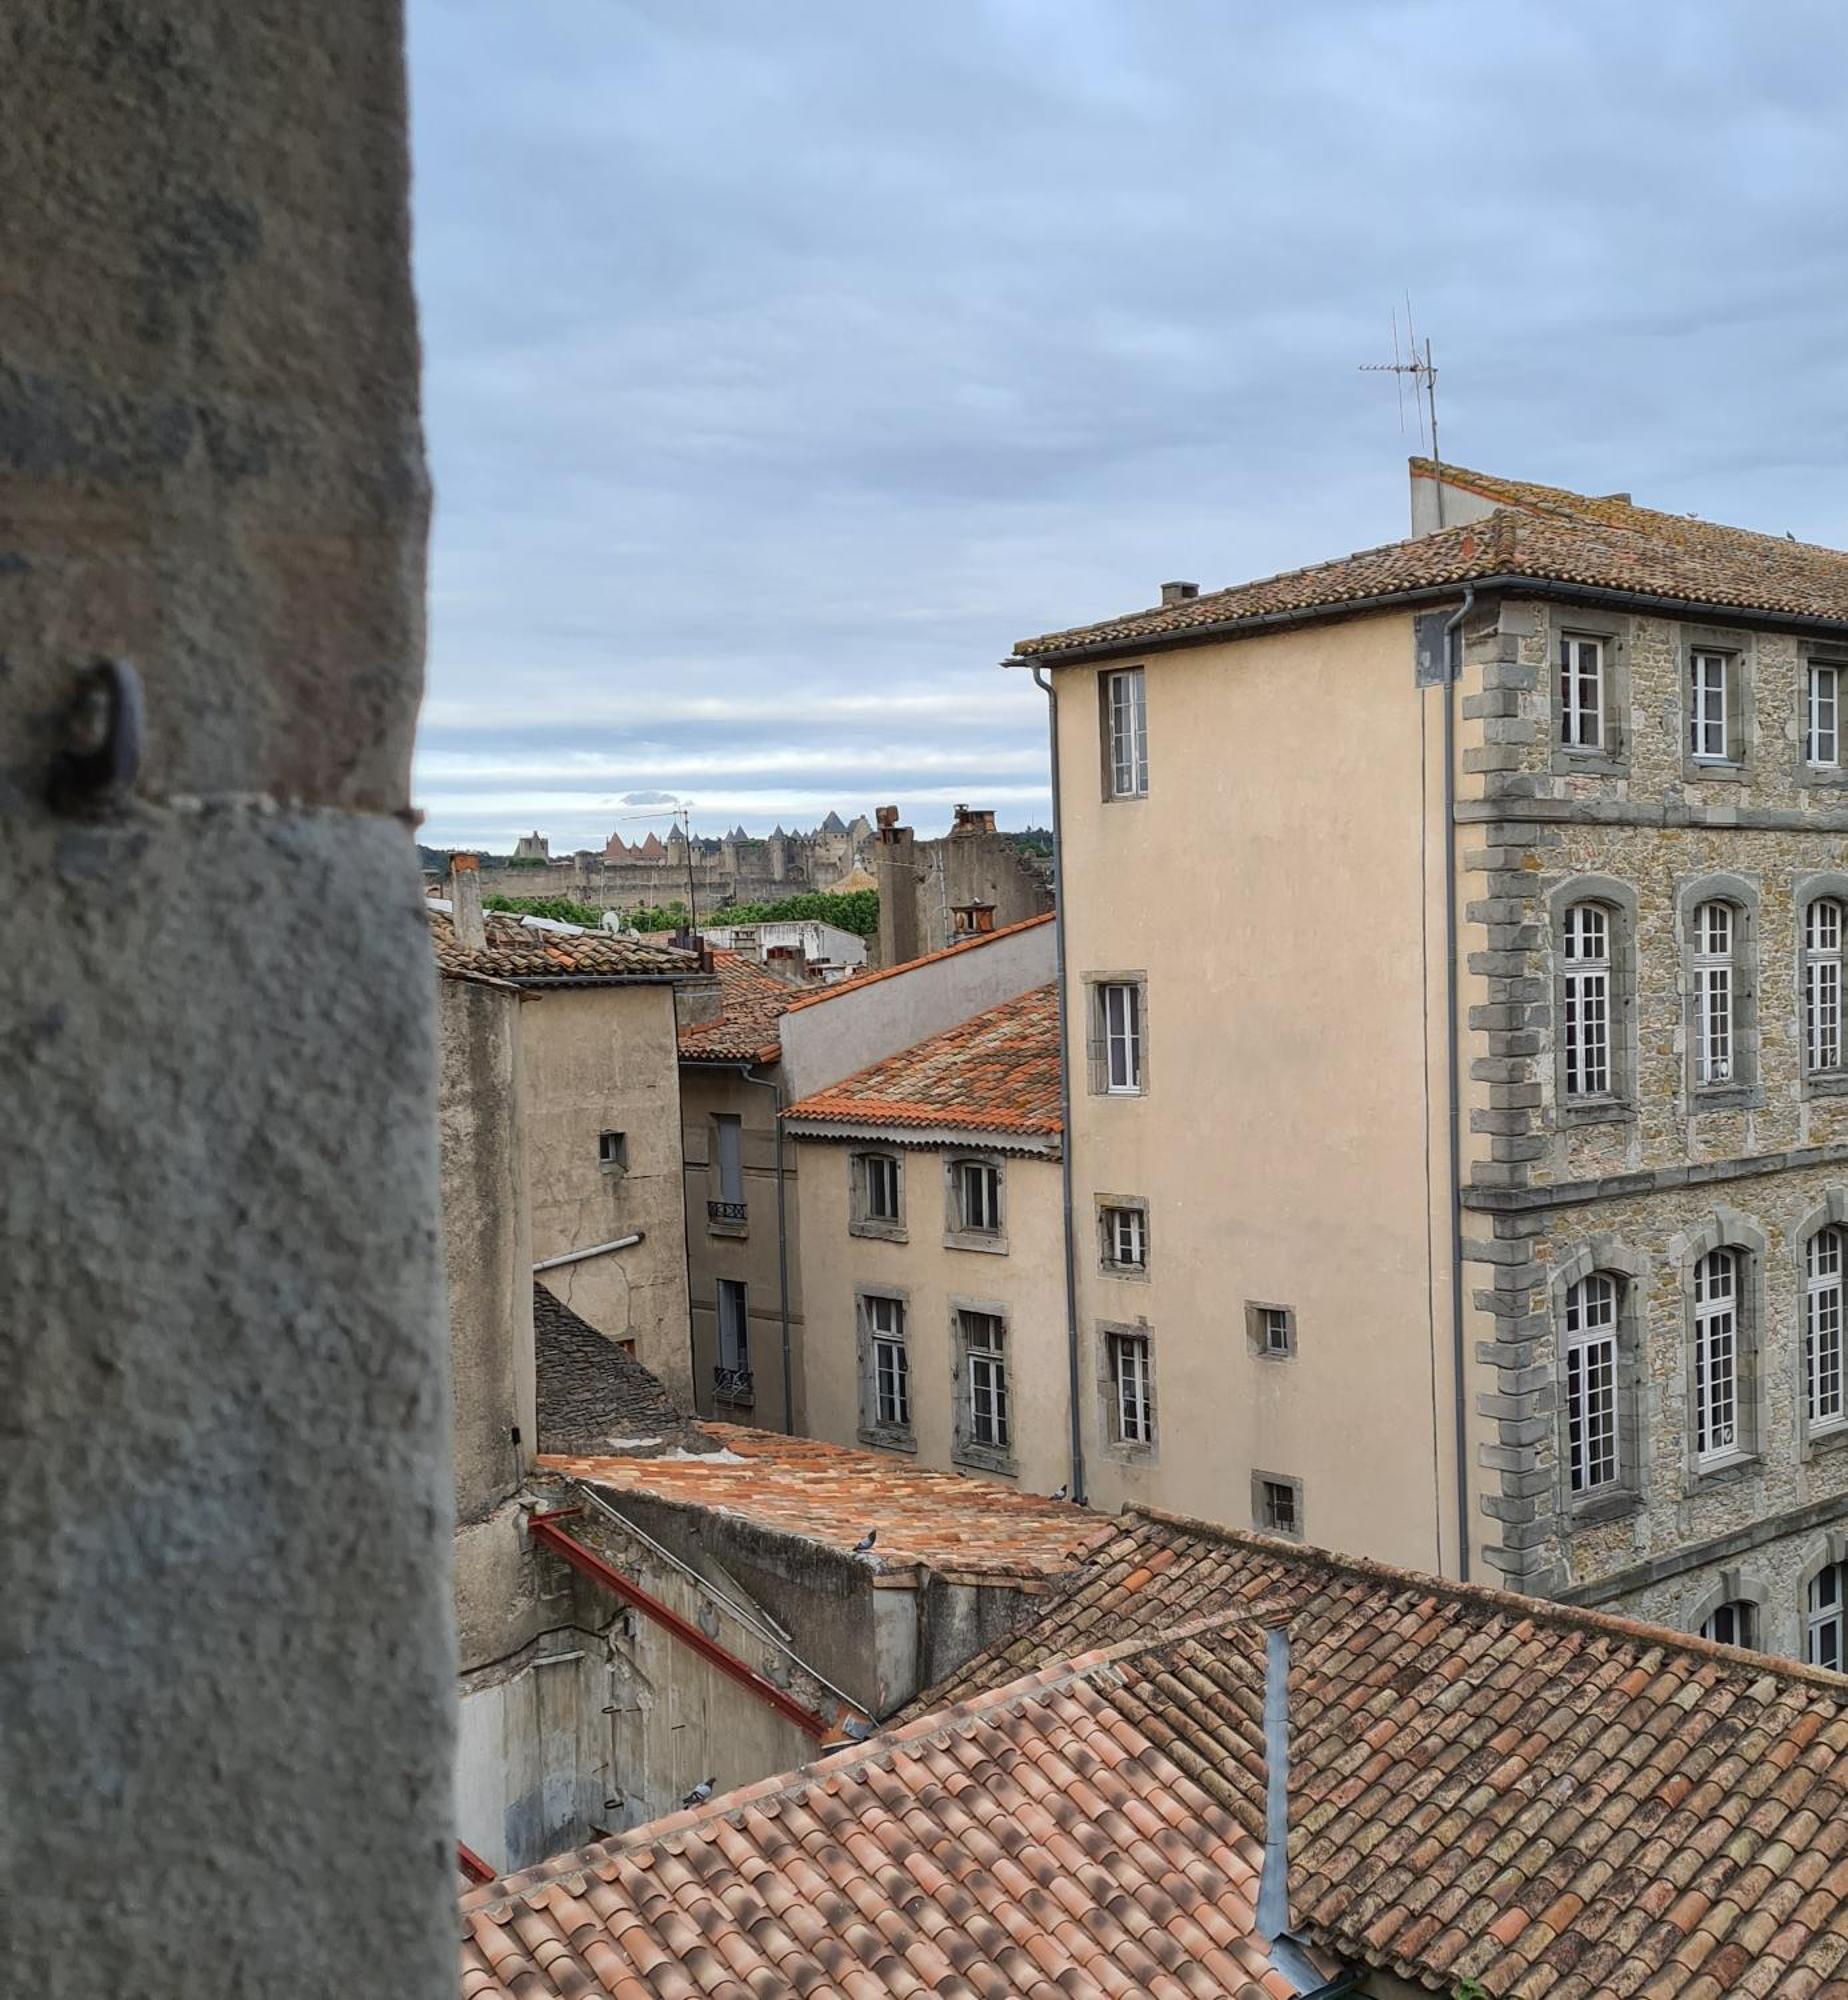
[1442,586,1475,1581]
[736,1063,795,1433]
[1031,663,1087,1506]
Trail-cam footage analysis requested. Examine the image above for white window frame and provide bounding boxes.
[1808,1563,1845,1670]
[1689,648,1730,761]
[1559,633,1605,750]
[864,1152,901,1223]
[1692,900,1736,1086]
[1808,1227,1846,1435]
[1102,1204,1147,1272]
[1700,1600,1754,1649]
[1807,899,1844,1076]
[867,1294,910,1429]
[1561,903,1612,1099]
[1104,667,1148,800]
[1563,1272,1620,1496]
[954,1158,1001,1235]
[1693,1248,1741,1465]
[1102,981,1143,1094]
[1810,663,1841,769]
[961,1310,1009,1453]
[1108,1330,1154,1446]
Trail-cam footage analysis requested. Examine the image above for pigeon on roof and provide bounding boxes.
[679,1777,714,1808]
[853,1528,876,1554]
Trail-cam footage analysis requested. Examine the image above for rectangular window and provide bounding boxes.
[955,1160,1001,1234]
[1108,1331,1154,1445]
[1257,1477,1300,1539]
[1564,1274,1619,1495]
[867,1295,910,1428]
[1808,1564,1844,1671]
[1101,1204,1147,1272]
[1807,900,1843,1075]
[1689,649,1730,760]
[1810,664,1841,768]
[1693,901,1734,1086]
[1562,903,1612,1099]
[1694,1251,1740,1464]
[1559,634,1605,750]
[1247,1302,1295,1359]
[1101,982,1143,1094]
[1808,1230,1845,1432]
[714,1279,751,1402]
[713,1115,744,1204]
[961,1311,1009,1452]
[598,1129,628,1171]
[1104,667,1148,799]
[864,1153,901,1222]
[1700,1601,1754,1649]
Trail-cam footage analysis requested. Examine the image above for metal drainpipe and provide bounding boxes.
[1442,585,1475,1580]
[736,1064,795,1433]
[1031,663,1087,1506]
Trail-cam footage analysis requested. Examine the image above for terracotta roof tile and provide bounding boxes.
[541,1424,1109,1583]
[782,984,1061,1139]
[1015,458,1848,660]
[675,948,797,1064]
[430,905,699,985]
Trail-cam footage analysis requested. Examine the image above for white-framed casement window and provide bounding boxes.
[1692,901,1737,1086]
[960,1310,1010,1454]
[1246,1301,1296,1360]
[1561,902,1613,1099]
[1807,1227,1846,1435]
[1806,899,1844,1076]
[1101,981,1143,1094]
[1809,662,1841,768]
[1700,1600,1755,1649]
[1101,1203,1147,1273]
[1559,633,1606,750]
[1689,648,1731,761]
[1807,1563,1847,1670]
[1107,1330,1154,1445]
[954,1158,1001,1234]
[1693,1248,1742,1464]
[1103,667,1148,800]
[864,1152,901,1223]
[867,1294,910,1429]
[1563,1272,1620,1496]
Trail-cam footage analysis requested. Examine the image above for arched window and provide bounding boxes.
[1692,900,1736,1086]
[1808,1227,1846,1433]
[1563,1272,1621,1494]
[1700,1600,1755,1649]
[1693,1248,1742,1463]
[1808,1562,1847,1669]
[1561,903,1612,1099]
[1806,898,1844,1077]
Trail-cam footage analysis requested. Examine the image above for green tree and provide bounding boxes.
[484,893,606,927]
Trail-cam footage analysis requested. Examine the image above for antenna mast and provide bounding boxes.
[1359,300,1441,467]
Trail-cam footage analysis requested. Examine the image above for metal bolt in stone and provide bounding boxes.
[49,657,143,814]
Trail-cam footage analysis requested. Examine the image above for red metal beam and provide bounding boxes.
[457,1841,496,1886]
[527,1510,833,1740]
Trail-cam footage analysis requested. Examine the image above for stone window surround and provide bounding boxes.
[1549,608,1633,778]
[1095,1317,1158,1464]
[942,1150,1008,1255]
[948,1293,1016,1477]
[1683,1566,1772,1647]
[1675,871,1763,1113]
[1675,1207,1768,1495]
[1082,971,1149,1098]
[1795,872,1848,1100]
[1798,640,1848,790]
[1547,874,1640,1128]
[1095,1191,1150,1281]
[1793,1187,1848,1461]
[854,1282,917,1453]
[1244,1299,1296,1360]
[1797,1531,1848,1637]
[1679,624,1757,785]
[1550,1237,1649,1529]
[1251,1468,1305,1541]
[848,1147,907,1242]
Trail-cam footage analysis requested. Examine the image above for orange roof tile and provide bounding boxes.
[779,910,1054,1015]
[459,1627,1310,2000]
[429,906,698,985]
[674,948,796,1064]
[1016,458,1848,660]
[541,1423,1107,1583]
[781,983,1062,1139]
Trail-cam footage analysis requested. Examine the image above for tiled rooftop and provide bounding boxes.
[429,904,699,985]
[1016,457,1848,659]
[458,1628,1308,2000]
[674,948,796,1064]
[541,1424,1107,1584]
[914,1506,1848,1999]
[781,982,1062,1140]
[779,910,1055,1015]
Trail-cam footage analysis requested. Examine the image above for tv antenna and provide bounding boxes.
[1360,299,1441,467]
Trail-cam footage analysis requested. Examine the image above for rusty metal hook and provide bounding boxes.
[49,658,144,814]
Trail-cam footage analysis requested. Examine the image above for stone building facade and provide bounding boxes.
[1017,456,1848,1665]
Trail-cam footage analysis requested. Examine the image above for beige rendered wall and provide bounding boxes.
[795,1139,1069,1495]
[1053,611,1460,1568]
[519,984,694,1403]
[681,1060,804,1431]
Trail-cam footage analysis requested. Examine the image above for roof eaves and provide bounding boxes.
[781,1115,1061,1153]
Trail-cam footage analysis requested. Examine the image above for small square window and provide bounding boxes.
[598,1130,628,1172]
[1255,1474,1301,1539]
[1246,1301,1295,1358]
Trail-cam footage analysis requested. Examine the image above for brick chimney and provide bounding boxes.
[1160,580,1199,606]
[448,852,487,953]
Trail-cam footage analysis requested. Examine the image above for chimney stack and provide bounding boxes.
[449,853,487,953]
[1160,580,1200,606]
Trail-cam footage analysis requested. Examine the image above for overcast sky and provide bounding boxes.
[407,0,1848,852]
